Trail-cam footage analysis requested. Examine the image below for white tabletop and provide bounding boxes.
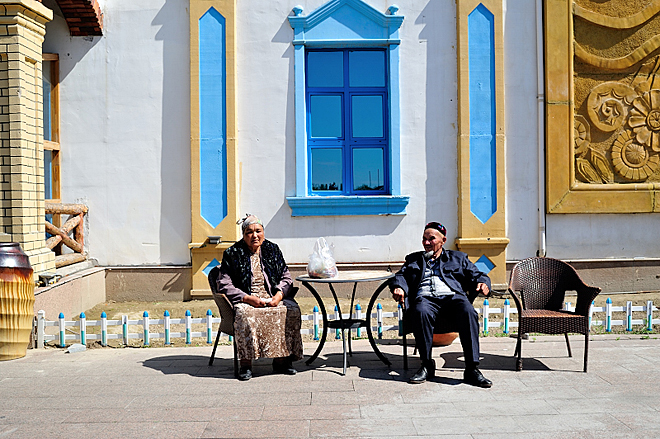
[296,270,394,283]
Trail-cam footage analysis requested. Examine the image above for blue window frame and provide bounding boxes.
[287,0,408,216]
[306,49,389,195]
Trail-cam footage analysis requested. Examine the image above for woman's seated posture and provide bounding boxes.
[216,214,303,380]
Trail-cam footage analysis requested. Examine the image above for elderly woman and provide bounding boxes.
[216,214,303,380]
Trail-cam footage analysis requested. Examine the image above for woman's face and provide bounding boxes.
[243,223,265,252]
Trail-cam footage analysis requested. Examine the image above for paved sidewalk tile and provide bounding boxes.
[0,335,658,437]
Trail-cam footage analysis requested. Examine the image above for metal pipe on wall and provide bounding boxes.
[536,0,547,257]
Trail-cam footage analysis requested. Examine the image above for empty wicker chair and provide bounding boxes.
[207,265,238,378]
[508,257,601,372]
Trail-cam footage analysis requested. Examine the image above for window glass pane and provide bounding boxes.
[307,51,343,88]
[310,95,342,138]
[311,149,343,191]
[353,148,384,191]
[42,61,52,142]
[349,51,385,87]
[351,95,383,138]
[44,149,52,199]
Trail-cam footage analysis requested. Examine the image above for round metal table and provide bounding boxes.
[296,270,395,375]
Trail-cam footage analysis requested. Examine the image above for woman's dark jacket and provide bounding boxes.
[216,239,293,305]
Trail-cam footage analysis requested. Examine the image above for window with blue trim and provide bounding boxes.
[306,49,389,195]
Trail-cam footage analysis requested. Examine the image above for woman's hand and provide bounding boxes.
[268,291,284,307]
[243,295,266,308]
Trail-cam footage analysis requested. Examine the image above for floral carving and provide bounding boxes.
[586,82,636,132]
[574,115,590,157]
[611,130,660,181]
[628,89,660,152]
[576,157,601,184]
[576,79,660,183]
[589,148,614,183]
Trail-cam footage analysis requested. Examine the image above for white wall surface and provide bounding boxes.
[42,0,191,266]
[238,0,464,264]
[40,0,660,266]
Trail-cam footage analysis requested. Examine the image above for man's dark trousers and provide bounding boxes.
[410,293,480,367]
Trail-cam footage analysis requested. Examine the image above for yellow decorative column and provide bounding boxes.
[455,0,508,289]
[0,0,55,279]
[189,0,239,298]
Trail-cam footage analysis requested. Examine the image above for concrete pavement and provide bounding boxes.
[1,334,659,438]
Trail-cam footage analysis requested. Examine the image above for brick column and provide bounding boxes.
[0,0,54,278]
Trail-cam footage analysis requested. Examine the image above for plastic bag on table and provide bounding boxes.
[307,237,338,279]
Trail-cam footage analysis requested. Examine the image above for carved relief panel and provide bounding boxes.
[546,0,660,212]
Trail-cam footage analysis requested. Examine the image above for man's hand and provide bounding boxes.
[392,287,405,304]
[476,282,490,296]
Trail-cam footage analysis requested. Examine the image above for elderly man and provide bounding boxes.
[390,222,492,387]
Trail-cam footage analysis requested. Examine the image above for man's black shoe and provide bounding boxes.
[463,367,492,388]
[273,360,297,375]
[409,360,436,384]
[238,365,252,381]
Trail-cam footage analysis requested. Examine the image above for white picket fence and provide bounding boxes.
[34,298,659,349]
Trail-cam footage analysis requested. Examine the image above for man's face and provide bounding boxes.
[422,228,446,256]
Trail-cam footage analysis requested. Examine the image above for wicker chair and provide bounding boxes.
[207,265,239,378]
[508,257,601,372]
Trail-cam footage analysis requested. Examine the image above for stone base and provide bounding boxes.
[34,267,105,321]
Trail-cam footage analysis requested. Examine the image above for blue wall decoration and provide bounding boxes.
[468,4,497,224]
[199,8,227,228]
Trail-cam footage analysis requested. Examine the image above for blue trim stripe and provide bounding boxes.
[199,8,227,228]
[468,4,497,224]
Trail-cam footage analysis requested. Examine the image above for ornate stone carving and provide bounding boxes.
[611,130,660,181]
[574,115,590,158]
[586,82,636,133]
[629,90,660,152]
[576,81,660,183]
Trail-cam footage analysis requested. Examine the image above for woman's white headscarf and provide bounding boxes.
[237,213,263,232]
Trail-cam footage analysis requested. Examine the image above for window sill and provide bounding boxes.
[287,195,409,217]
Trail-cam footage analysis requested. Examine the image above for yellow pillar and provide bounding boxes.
[455,0,508,289]
[0,0,55,279]
[189,0,239,298]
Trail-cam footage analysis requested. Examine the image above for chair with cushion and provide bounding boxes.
[207,265,238,378]
[508,257,601,372]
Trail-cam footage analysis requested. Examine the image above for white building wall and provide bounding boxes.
[42,0,191,266]
[41,0,660,267]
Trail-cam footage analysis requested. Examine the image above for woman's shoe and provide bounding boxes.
[238,362,252,381]
[273,358,297,375]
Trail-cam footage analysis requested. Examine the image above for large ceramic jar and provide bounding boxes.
[0,243,34,361]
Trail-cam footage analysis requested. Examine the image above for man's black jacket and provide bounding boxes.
[390,249,491,308]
